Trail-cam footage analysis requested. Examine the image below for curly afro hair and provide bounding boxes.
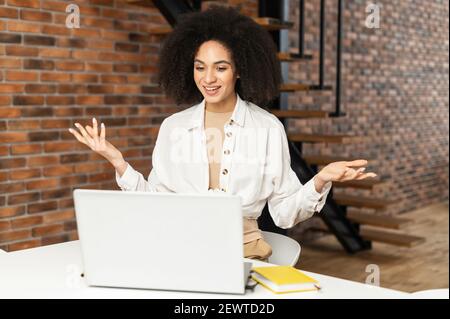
[157,6,282,107]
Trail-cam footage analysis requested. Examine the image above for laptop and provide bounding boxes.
[73,189,253,295]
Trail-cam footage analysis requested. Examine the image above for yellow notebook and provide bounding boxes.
[251,266,320,294]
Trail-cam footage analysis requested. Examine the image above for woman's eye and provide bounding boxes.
[217,67,227,72]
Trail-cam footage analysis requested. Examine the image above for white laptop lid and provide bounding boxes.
[73,189,245,294]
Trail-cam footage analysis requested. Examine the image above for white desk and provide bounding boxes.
[0,241,410,299]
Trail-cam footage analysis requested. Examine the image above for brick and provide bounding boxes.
[5,45,38,57]
[41,234,69,246]
[40,0,67,12]
[32,223,63,236]
[72,73,98,83]
[115,42,140,52]
[41,188,71,200]
[7,0,40,8]
[0,7,18,19]
[87,85,114,94]
[20,9,52,22]
[58,84,87,94]
[0,58,21,69]
[28,200,58,214]
[41,72,71,82]
[54,107,82,117]
[41,119,70,129]
[44,141,76,153]
[25,84,56,94]
[41,24,70,36]
[0,83,25,93]
[10,144,42,155]
[60,153,88,164]
[104,95,132,105]
[0,220,10,231]
[0,230,31,242]
[10,168,41,180]
[0,206,25,218]
[27,155,59,167]
[64,220,77,231]
[0,132,28,143]
[0,96,11,105]
[23,59,54,70]
[76,95,103,105]
[101,74,126,83]
[20,107,53,117]
[8,239,41,252]
[11,215,43,229]
[55,61,84,71]
[0,107,21,117]
[46,96,74,105]
[13,95,45,105]
[113,64,139,73]
[85,107,111,116]
[71,50,98,60]
[86,63,113,72]
[57,38,85,48]
[60,175,88,185]
[28,131,59,142]
[7,20,40,33]
[5,70,38,81]
[43,165,73,177]
[43,209,75,223]
[39,47,71,58]
[8,192,39,205]
[24,35,55,46]
[0,182,25,194]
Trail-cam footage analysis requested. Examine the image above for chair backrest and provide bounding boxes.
[261,231,301,266]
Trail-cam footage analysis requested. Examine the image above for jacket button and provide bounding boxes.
[221,188,226,192]
[229,119,234,125]
[224,149,230,155]
[222,169,228,175]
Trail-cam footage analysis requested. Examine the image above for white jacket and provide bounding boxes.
[116,93,332,229]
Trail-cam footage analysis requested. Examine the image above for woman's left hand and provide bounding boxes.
[316,159,377,184]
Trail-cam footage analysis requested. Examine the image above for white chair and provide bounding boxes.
[261,231,301,266]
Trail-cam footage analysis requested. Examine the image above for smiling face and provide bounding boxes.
[193,40,239,107]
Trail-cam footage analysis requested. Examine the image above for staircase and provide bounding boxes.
[125,0,426,253]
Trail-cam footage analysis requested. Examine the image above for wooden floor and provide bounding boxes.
[295,201,449,293]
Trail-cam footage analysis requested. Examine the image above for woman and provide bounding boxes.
[69,7,376,261]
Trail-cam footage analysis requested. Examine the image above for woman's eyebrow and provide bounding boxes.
[194,59,231,65]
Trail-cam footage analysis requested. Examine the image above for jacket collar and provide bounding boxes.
[187,93,247,130]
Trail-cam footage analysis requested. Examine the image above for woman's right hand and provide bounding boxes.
[68,118,127,173]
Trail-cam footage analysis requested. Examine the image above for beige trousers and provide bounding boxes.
[243,238,272,262]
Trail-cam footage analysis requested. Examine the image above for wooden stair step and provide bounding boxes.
[277,52,313,61]
[126,0,153,6]
[346,211,412,230]
[146,17,294,35]
[333,179,385,190]
[270,109,329,119]
[252,17,294,30]
[280,83,332,92]
[288,134,362,144]
[360,228,425,247]
[303,155,351,165]
[333,194,395,209]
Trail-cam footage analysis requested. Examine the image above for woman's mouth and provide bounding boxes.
[203,86,221,96]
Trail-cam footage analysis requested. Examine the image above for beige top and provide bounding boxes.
[204,108,262,244]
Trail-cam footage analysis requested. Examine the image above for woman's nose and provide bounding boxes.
[204,70,217,83]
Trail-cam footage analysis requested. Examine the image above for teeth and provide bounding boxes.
[205,86,220,91]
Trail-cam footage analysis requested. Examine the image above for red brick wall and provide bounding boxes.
[0,0,182,251]
[1,0,448,251]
